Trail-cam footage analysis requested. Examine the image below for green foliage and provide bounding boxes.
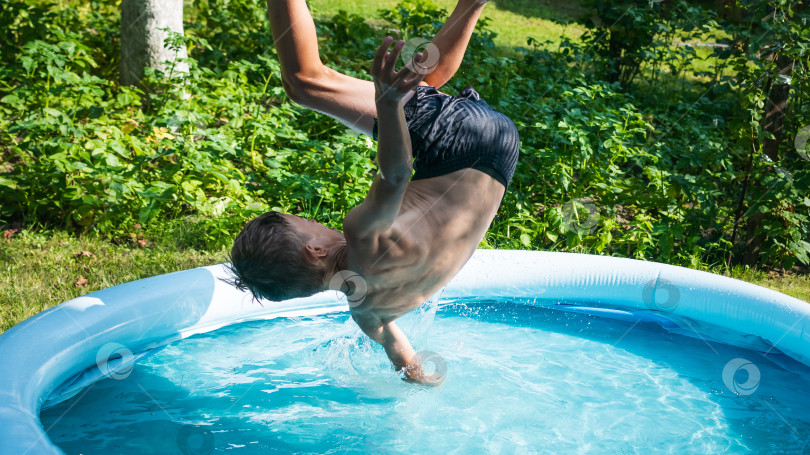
[0,0,808,270]
[572,0,810,268]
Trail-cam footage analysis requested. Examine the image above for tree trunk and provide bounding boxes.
[120,0,189,88]
[742,211,766,266]
[761,54,795,162]
[714,0,746,24]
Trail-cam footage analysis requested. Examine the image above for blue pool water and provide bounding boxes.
[41,300,810,454]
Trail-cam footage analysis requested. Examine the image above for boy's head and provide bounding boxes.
[227,212,344,302]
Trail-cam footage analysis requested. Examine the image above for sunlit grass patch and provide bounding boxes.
[0,230,224,333]
[307,0,586,52]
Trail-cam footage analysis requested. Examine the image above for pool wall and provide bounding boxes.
[0,250,808,454]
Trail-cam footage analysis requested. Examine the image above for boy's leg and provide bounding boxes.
[266,0,489,135]
[420,0,488,90]
[267,0,378,135]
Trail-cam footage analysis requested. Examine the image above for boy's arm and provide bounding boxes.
[354,313,416,371]
[352,311,444,386]
[344,38,425,237]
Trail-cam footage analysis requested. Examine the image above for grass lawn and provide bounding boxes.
[307,0,586,52]
[1,230,807,334]
[306,0,730,80]
[0,231,224,333]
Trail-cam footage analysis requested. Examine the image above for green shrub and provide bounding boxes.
[0,0,807,270]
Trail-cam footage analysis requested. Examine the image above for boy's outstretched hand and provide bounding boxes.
[401,351,447,387]
[371,36,427,105]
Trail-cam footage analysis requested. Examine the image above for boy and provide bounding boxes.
[228,0,518,385]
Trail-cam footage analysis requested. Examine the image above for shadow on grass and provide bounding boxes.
[492,0,588,22]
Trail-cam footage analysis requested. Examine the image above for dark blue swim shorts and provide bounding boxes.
[372,85,520,189]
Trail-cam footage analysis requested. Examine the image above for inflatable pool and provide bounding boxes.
[1,250,809,454]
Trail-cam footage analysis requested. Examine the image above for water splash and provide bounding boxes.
[314,286,447,380]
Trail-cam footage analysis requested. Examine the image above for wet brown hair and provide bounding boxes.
[225,212,325,302]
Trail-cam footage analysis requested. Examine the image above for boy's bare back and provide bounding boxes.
[344,167,504,323]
